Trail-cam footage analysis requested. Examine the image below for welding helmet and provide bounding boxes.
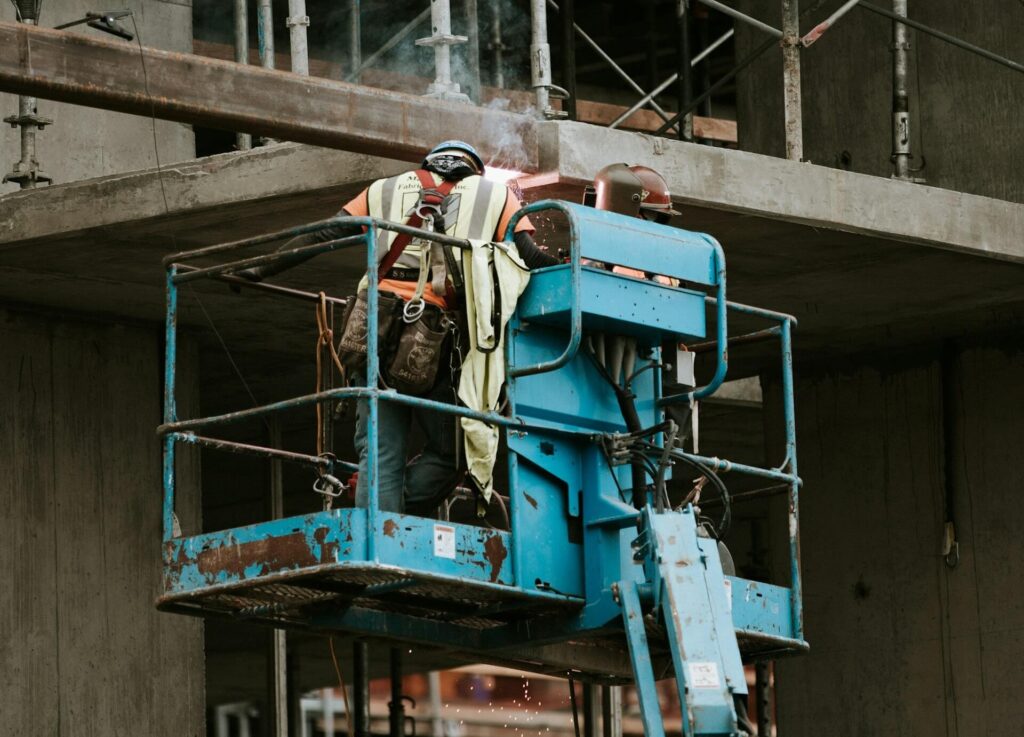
[629,165,681,222]
[423,140,485,175]
[588,163,680,223]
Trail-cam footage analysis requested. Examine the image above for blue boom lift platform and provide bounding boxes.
[158,201,806,737]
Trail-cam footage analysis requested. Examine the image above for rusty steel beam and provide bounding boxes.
[0,21,540,169]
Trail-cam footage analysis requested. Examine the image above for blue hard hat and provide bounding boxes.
[424,140,485,174]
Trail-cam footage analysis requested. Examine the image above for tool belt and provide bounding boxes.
[337,287,455,395]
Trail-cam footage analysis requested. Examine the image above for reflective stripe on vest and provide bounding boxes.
[365,171,506,272]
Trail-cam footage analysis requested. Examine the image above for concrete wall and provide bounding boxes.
[734,1,1024,203]
[769,339,1024,735]
[1,0,194,193]
[0,307,205,736]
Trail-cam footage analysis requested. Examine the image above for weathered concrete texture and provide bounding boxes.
[768,338,1024,735]
[0,143,409,246]
[543,121,1024,263]
[0,307,205,736]
[1,0,194,193]
[733,1,1024,204]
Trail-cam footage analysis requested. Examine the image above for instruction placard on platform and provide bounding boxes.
[433,524,456,559]
[688,662,721,689]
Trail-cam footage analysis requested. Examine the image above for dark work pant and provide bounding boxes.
[353,371,461,515]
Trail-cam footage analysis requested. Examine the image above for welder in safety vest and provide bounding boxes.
[241,140,557,516]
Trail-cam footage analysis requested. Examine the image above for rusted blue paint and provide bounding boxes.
[162,265,177,543]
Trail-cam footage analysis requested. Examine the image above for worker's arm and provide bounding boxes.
[238,208,361,281]
[497,186,559,270]
[513,230,559,269]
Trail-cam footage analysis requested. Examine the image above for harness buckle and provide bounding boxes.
[403,298,426,323]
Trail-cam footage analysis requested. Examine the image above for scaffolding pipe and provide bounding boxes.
[347,8,428,82]
[559,0,576,119]
[676,0,693,141]
[428,672,444,737]
[547,0,676,128]
[530,0,552,114]
[695,0,782,39]
[349,0,361,81]
[800,0,860,47]
[755,661,772,736]
[891,0,911,179]
[416,0,469,101]
[353,641,369,737]
[781,0,804,161]
[463,0,481,102]
[490,0,505,88]
[858,2,1024,75]
[655,35,775,135]
[233,0,252,150]
[4,17,51,188]
[609,28,733,129]
[388,648,404,737]
[286,0,309,75]
[257,0,275,69]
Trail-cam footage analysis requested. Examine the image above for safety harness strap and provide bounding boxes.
[377,170,457,279]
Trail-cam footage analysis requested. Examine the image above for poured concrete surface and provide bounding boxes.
[0,307,205,737]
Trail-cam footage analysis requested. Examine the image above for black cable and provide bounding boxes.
[642,442,732,537]
[655,421,678,513]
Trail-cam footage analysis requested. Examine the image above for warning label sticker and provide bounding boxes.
[688,662,721,689]
[433,524,456,559]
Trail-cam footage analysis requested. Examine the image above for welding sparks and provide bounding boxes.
[485,166,524,185]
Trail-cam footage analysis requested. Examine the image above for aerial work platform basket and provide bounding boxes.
[158,200,806,736]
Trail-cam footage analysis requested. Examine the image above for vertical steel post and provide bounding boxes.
[286,0,310,76]
[4,15,52,188]
[353,641,370,737]
[258,0,276,69]
[490,0,505,88]
[755,661,772,737]
[417,0,470,101]
[781,0,804,161]
[268,417,288,737]
[233,0,252,150]
[676,0,693,140]
[428,672,444,737]
[162,266,179,542]
[559,0,576,119]
[463,0,482,102]
[891,0,911,179]
[697,8,712,117]
[349,0,362,82]
[601,686,622,737]
[780,318,802,640]
[388,648,405,737]
[530,0,552,114]
[365,224,380,562]
[582,684,599,737]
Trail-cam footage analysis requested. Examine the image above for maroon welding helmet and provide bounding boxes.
[585,163,680,223]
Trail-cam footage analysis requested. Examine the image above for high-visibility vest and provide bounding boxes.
[366,170,510,273]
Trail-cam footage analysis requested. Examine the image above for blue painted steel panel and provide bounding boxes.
[518,266,707,343]
[374,512,515,586]
[726,577,794,639]
[555,202,720,285]
[509,322,662,434]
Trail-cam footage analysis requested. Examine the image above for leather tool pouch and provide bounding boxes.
[385,304,451,396]
[337,289,404,374]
